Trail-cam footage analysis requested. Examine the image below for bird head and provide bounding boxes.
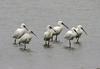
[71,27,78,35]
[47,25,56,32]
[21,23,28,31]
[58,21,69,29]
[77,25,87,35]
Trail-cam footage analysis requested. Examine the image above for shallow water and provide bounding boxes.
[0,0,100,69]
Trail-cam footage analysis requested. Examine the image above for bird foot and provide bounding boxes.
[69,46,71,48]
[24,48,26,50]
[44,44,48,46]
[75,41,80,44]
[43,44,51,48]
[50,38,53,42]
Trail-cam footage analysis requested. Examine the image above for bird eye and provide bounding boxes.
[81,27,83,30]
[23,25,26,28]
[74,29,76,32]
[61,22,64,25]
[49,26,52,29]
[31,31,33,33]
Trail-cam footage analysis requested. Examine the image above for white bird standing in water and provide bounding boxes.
[17,30,38,50]
[75,25,87,43]
[44,25,56,47]
[51,21,69,41]
[13,23,28,44]
[64,27,78,48]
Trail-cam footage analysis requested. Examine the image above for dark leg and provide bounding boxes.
[77,37,79,43]
[76,35,81,43]
[19,42,21,46]
[69,40,71,48]
[55,35,58,41]
[47,40,50,47]
[24,43,26,50]
[76,36,80,44]
[13,39,16,45]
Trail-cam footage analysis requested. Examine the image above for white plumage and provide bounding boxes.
[44,25,56,47]
[52,21,69,41]
[13,23,28,44]
[64,27,78,48]
[17,30,37,49]
[75,25,87,42]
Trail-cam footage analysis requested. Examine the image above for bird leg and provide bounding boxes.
[76,35,81,43]
[69,40,71,48]
[47,40,50,47]
[77,37,79,43]
[76,36,80,44]
[13,39,16,45]
[44,41,47,46]
[55,35,58,41]
[24,43,26,50]
[19,42,21,46]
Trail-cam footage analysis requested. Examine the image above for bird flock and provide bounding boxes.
[13,21,87,50]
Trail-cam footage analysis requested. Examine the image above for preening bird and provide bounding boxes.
[44,25,56,47]
[51,21,69,41]
[64,27,78,48]
[13,23,28,44]
[75,25,87,42]
[17,30,38,50]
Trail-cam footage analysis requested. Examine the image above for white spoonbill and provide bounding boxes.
[44,25,56,47]
[64,27,78,48]
[13,23,28,44]
[17,30,38,50]
[52,21,69,41]
[75,25,87,42]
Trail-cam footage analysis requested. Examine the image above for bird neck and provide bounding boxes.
[78,27,83,32]
[59,24,64,28]
[20,26,25,29]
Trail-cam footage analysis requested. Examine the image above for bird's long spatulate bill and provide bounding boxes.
[25,26,29,31]
[49,26,56,32]
[81,28,88,35]
[32,32,39,39]
[74,29,79,35]
[62,23,69,29]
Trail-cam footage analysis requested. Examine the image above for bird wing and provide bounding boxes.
[13,28,26,39]
[44,31,50,38]
[18,33,32,43]
[64,31,73,39]
[53,26,62,34]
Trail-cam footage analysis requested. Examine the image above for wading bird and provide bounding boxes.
[51,21,69,41]
[13,23,28,44]
[17,30,38,50]
[64,27,78,48]
[44,25,56,47]
[75,25,87,43]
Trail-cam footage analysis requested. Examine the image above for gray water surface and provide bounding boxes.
[0,0,100,69]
